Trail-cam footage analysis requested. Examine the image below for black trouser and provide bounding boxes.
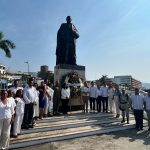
[23,103,34,127]
[96,96,102,112]
[134,109,143,129]
[53,98,60,114]
[61,99,69,114]
[90,97,96,110]
[102,97,108,112]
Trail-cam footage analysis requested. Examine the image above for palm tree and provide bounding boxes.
[0,32,15,58]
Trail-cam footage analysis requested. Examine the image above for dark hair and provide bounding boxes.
[15,89,23,98]
[1,89,7,95]
[0,90,8,99]
[7,90,13,97]
[62,82,66,89]
[28,77,34,82]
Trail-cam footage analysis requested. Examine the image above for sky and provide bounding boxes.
[0,0,150,82]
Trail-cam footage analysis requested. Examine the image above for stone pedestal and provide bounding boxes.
[54,64,85,108]
[54,64,85,84]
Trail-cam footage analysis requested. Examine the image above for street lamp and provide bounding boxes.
[24,61,29,75]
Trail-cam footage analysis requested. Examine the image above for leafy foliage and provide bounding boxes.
[0,32,15,58]
[98,75,108,84]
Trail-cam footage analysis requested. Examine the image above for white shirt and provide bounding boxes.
[89,86,97,98]
[8,97,16,108]
[46,87,54,101]
[130,94,144,110]
[34,89,39,103]
[23,86,37,104]
[101,86,108,97]
[144,96,150,110]
[81,86,89,96]
[108,88,115,99]
[96,88,102,98]
[10,86,23,95]
[0,100,14,119]
[15,97,25,114]
[61,88,70,99]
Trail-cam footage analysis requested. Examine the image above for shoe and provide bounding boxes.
[148,128,150,131]
[121,119,125,123]
[116,114,120,118]
[43,114,47,117]
[13,135,18,138]
[21,125,29,129]
[127,118,129,124]
[28,125,34,128]
[48,114,53,117]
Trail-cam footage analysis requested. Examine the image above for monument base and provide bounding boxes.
[54,64,86,84]
[54,64,85,107]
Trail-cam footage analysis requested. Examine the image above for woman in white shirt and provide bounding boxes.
[33,83,39,120]
[61,83,70,114]
[0,90,14,149]
[13,89,25,137]
[7,90,16,137]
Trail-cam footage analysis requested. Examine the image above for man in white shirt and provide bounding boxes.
[89,81,97,112]
[108,84,115,113]
[101,83,108,113]
[81,81,90,113]
[130,88,144,130]
[144,89,150,131]
[61,83,70,114]
[96,85,102,112]
[22,78,37,129]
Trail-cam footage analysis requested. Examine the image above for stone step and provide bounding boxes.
[9,113,147,149]
[22,116,135,134]
[36,112,115,123]
[11,119,135,143]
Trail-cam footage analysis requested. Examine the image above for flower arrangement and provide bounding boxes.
[61,72,83,98]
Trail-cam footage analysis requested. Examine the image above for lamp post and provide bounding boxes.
[24,61,29,75]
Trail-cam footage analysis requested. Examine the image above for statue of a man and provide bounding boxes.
[56,16,79,65]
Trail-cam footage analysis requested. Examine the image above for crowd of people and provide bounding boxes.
[0,78,150,149]
[81,81,150,131]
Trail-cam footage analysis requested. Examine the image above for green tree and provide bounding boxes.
[0,32,15,57]
[98,75,108,84]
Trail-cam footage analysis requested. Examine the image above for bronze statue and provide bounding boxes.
[56,16,79,65]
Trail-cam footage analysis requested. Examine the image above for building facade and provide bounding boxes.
[112,75,142,89]
[38,65,54,81]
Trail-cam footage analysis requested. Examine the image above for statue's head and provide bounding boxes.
[66,16,72,23]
